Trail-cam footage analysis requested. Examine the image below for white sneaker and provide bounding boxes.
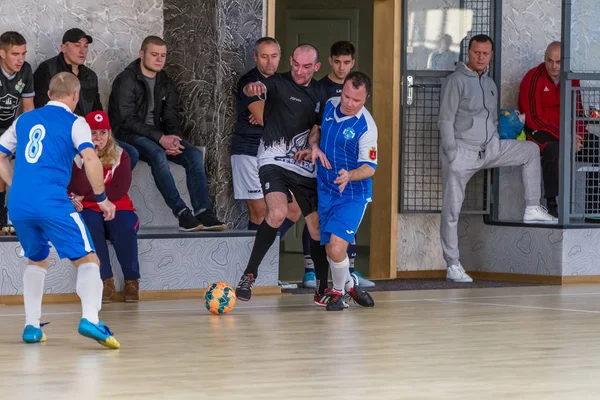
[523,205,558,224]
[446,263,473,283]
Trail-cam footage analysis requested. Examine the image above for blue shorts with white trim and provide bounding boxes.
[13,213,96,261]
[318,191,371,246]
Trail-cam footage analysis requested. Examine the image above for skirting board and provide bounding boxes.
[0,286,282,306]
[397,270,563,284]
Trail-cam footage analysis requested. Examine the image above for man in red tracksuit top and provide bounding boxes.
[519,41,587,217]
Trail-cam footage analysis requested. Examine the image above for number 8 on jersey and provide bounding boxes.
[25,124,46,164]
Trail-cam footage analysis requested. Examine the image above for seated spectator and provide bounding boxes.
[68,111,140,303]
[0,31,35,235]
[519,41,585,217]
[33,28,139,170]
[108,35,226,231]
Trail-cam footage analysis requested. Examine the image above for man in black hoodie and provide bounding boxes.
[109,36,226,232]
[33,28,139,169]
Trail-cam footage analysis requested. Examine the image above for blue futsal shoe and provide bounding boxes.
[302,270,317,288]
[22,323,48,343]
[78,318,120,349]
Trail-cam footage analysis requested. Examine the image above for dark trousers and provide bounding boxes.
[116,140,139,170]
[81,209,140,281]
[528,130,600,211]
[128,135,211,216]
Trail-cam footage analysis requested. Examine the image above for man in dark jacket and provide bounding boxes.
[33,28,139,169]
[109,35,226,231]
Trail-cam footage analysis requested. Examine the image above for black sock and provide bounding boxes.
[0,191,6,226]
[244,220,279,277]
[248,221,260,230]
[310,239,329,294]
[547,197,557,207]
[277,218,295,240]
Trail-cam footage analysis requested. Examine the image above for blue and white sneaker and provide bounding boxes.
[22,323,48,343]
[303,270,317,288]
[351,271,375,288]
[78,318,120,349]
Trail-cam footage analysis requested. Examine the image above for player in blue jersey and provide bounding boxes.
[0,72,120,348]
[298,71,377,311]
[301,41,375,289]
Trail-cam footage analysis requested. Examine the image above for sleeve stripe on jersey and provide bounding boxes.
[77,142,95,153]
[22,92,35,98]
[0,144,12,156]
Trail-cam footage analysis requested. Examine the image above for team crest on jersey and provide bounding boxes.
[343,127,356,140]
[369,147,377,161]
[15,79,25,93]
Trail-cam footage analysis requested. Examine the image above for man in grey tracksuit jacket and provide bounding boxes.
[438,35,557,283]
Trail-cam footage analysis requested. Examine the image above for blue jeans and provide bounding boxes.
[116,140,139,170]
[80,209,140,281]
[128,135,211,215]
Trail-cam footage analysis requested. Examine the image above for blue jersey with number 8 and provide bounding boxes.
[0,101,94,220]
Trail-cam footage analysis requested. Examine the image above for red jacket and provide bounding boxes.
[68,149,135,213]
[519,63,581,140]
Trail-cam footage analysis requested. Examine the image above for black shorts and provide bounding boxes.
[259,164,318,216]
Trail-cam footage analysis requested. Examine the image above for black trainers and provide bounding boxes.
[547,203,558,218]
[196,210,227,231]
[178,208,203,232]
[346,286,375,307]
[235,273,255,301]
[326,290,345,311]
[314,289,348,308]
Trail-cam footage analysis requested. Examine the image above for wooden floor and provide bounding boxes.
[3,285,600,399]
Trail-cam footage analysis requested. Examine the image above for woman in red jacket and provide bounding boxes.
[68,111,140,303]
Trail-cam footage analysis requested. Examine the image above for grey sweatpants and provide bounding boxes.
[440,137,541,267]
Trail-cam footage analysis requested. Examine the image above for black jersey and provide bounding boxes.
[231,68,265,156]
[0,62,34,132]
[256,72,328,178]
[319,75,343,99]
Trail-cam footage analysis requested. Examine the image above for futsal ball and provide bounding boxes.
[204,282,236,315]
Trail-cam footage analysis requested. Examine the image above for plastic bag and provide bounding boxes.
[499,109,526,140]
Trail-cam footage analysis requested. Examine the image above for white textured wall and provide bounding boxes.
[0,0,163,110]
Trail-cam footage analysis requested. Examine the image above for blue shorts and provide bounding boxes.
[13,213,96,262]
[318,192,371,246]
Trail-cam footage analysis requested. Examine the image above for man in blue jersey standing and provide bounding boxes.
[0,72,120,348]
[298,71,377,311]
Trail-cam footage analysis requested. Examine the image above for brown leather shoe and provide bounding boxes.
[102,278,115,304]
[124,280,139,303]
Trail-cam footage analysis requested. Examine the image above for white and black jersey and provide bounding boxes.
[0,62,34,133]
[255,72,328,178]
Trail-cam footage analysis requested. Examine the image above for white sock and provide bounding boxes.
[329,256,350,294]
[345,269,354,293]
[23,265,47,328]
[76,263,102,325]
[304,256,315,270]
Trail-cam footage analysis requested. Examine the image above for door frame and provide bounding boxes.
[266,0,402,279]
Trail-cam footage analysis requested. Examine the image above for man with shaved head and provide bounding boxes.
[234,43,330,303]
[519,41,583,217]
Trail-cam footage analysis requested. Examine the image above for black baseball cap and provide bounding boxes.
[62,28,93,44]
